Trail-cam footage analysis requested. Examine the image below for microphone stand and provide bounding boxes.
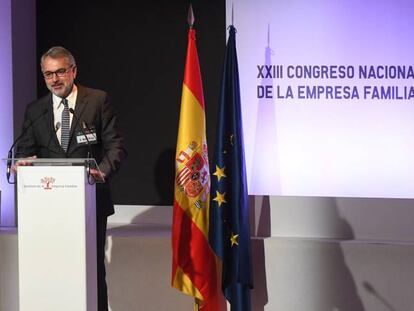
[6,108,49,184]
[68,108,97,185]
[6,149,13,184]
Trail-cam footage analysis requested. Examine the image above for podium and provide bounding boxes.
[13,159,100,311]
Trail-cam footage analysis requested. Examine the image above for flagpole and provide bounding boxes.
[188,8,199,311]
[232,2,234,25]
[189,6,197,311]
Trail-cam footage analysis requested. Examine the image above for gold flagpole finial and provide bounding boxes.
[188,4,195,28]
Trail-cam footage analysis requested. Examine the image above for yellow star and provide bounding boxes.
[213,165,226,181]
[230,233,239,247]
[213,191,226,207]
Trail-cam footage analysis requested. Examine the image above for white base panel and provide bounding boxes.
[2,197,414,310]
[2,227,414,311]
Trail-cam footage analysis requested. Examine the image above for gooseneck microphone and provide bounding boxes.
[68,108,97,183]
[45,121,61,154]
[68,108,93,159]
[70,108,115,178]
[6,108,49,183]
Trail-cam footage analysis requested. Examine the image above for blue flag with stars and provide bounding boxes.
[209,25,253,311]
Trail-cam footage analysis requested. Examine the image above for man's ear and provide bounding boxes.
[73,65,78,79]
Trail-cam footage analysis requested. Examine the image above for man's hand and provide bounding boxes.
[11,155,37,173]
[89,168,106,183]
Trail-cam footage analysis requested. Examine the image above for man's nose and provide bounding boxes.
[52,74,60,82]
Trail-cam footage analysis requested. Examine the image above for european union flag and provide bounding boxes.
[209,25,253,311]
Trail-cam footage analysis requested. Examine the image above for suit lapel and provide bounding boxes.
[45,94,64,154]
[46,94,56,138]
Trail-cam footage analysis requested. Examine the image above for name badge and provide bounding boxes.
[76,124,98,145]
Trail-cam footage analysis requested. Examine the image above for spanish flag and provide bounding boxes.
[171,21,220,311]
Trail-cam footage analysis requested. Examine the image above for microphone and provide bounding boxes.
[68,108,103,184]
[68,108,93,159]
[70,108,115,177]
[68,108,95,171]
[6,108,49,183]
[45,121,61,153]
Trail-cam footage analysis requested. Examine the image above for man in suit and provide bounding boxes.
[15,46,127,311]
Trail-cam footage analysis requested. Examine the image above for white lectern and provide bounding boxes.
[15,159,99,311]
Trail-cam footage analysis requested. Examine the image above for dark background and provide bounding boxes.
[36,1,226,205]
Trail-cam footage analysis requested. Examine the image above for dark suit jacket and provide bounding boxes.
[16,85,127,217]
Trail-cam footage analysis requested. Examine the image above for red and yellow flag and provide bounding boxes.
[171,28,220,310]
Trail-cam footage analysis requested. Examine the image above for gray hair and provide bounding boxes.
[40,46,76,68]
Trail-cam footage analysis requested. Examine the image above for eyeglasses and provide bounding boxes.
[43,65,74,79]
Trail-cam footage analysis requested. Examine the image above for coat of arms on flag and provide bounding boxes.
[176,141,209,205]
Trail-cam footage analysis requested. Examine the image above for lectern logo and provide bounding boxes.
[40,177,55,190]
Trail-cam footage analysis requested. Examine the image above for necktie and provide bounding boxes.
[61,98,70,152]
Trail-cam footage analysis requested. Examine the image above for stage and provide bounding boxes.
[1,200,414,311]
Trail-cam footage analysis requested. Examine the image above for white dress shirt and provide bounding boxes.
[52,85,78,145]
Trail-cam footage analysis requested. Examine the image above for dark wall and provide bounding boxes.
[36,1,226,205]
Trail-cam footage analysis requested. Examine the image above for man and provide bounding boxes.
[15,46,127,311]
